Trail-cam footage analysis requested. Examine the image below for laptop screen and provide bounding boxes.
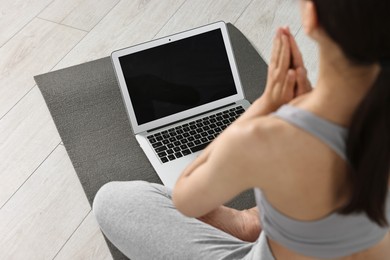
[119,29,237,125]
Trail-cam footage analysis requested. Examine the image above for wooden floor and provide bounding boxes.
[0,0,318,259]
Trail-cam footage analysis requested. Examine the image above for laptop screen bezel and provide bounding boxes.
[111,21,245,134]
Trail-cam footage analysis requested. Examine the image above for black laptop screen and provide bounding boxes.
[118,29,238,125]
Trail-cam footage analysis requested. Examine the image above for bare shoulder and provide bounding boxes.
[224,115,295,188]
[230,113,345,188]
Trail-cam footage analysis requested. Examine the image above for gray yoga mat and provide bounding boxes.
[35,23,268,260]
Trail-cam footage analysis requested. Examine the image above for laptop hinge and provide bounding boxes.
[147,103,235,133]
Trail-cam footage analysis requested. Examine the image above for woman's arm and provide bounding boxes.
[172,26,311,233]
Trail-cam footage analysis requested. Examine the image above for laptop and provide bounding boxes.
[111,21,250,189]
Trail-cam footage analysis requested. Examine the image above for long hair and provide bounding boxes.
[311,0,390,226]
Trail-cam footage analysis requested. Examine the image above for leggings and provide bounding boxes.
[93,180,275,260]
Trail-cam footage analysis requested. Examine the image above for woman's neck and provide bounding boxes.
[295,44,380,127]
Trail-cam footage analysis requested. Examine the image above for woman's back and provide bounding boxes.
[252,101,390,259]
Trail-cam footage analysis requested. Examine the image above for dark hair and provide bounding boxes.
[311,0,390,226]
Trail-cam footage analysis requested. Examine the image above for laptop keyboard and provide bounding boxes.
[147,106,245,163]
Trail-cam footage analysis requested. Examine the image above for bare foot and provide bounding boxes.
[198,206,261,242]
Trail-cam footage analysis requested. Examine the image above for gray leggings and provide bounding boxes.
[93,181,275,260]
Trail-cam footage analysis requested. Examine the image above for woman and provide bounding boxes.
[93,0,390,259]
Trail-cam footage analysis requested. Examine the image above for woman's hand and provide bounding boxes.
[260,27,312,111]
[283,27,312,96]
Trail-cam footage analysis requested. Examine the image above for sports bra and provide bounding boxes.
[255,104,390,258]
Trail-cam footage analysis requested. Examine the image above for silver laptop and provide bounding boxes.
[111,21,250,189]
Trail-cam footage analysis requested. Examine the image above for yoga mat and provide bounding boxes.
[35,23,268,260]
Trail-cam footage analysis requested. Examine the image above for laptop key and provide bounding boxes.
[190,142,211,153]
[188,136,195,141]
[167,149,174,154]
[149,138,157,143]
[236,108,245,114]
[156,136,163,141]
[173,147,181,152]
[167,143,174,149]
[175,152,183,158]
[155,146,167,152]
[168,155,175,160]
[161,157,169,163]
[187,142,195,147]
[201,137,208,143]
[158,152,167,157]
[162,139,169,144]
[174,141,181,146]
[194,140,201,145]
[182,149,191,156]
[152,142,162,148]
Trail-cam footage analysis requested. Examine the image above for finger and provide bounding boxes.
[288,33,304,68]
[282,69,296,102]
[278,34,291,71]
[270,29,282,68]
[296,67,311,95]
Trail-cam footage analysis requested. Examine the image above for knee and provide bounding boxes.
[92,181,118,228]
[92,181,159,229]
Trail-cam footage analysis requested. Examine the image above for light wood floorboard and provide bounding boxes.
[0,18,86,118]
[0,0,52,47]
[38,0,121,32]
[0,145,91,259]
[0,0,321,258]
[155,0,253,38]
[0,87,61,207]
[54,211,112,260]
[234,0,301,64]
[53,0,187,70]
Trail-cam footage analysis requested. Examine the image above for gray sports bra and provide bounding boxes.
[255,104,390,258]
